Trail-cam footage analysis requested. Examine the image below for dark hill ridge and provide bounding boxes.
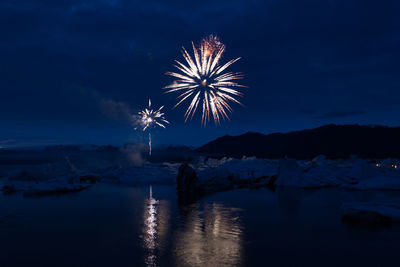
[196,124,400,159]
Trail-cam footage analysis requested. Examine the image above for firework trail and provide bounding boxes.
[137,99,169,155]
[164,35,246,125]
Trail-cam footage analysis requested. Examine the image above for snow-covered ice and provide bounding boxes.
[100,163,179,185]
[3,148,400,196]
[3,174,91,196]
[196,157,278,183]
[191,156,400,190]
[341,177,400,190]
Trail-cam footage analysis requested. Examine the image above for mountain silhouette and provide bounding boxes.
[196,124,400,159]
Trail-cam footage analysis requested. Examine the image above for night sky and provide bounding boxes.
[1,0,399,148]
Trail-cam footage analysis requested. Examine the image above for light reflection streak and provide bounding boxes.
[141,186,170,267]
[174,202,243,266]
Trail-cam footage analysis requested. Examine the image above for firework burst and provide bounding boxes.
[137,99,169,155]
[164,35,246,125]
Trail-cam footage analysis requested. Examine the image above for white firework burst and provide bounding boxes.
[137,99,169,155]
[138,99,169,131]
[164,35,246,125]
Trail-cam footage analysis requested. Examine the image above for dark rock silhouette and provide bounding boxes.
[197,124,400,159]
[177,164,201,195]
[176,164,204,204]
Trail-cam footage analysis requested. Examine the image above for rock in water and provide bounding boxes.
[177,164,201,196]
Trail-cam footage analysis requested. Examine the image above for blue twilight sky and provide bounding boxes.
[1,0,399,148]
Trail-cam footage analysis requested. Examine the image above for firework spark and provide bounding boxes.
[164,35,245,125]
[137,99,169,155]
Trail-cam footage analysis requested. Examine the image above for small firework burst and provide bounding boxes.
[137,99,169,155]
[164,35,246,125]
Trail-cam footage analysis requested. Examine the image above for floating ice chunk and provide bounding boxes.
[274,159,308,187]
[197,158,278,183]
[347,159,381,180]
[275,158,358,188]
[100,163,178,185]
[306,154,327,165]
[3,174,91,196]
[342,202,400,222]
[341,176,400,190]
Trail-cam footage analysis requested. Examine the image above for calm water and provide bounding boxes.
[1,184,400,267]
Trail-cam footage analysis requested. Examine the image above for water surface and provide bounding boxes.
[1,184,400,266]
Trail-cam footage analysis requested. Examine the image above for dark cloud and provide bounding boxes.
[99,99,132,121]
[316,110,366,119]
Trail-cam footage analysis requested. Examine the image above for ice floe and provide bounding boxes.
[196,157,278,183]
[342,202,400,223]
[341,176,400,190]
[100,163,179,185]
[3,174,91,196]
[3,154,400,196]
[190,156,400,190]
